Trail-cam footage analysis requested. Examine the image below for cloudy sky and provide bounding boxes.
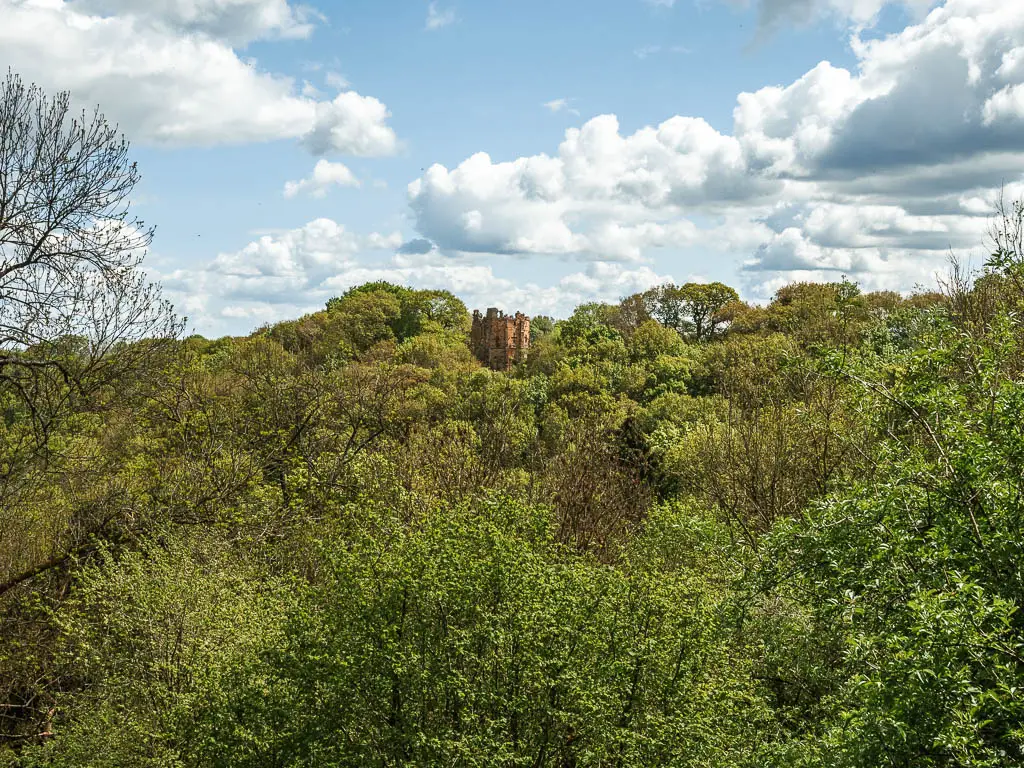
[4,0,1022,335]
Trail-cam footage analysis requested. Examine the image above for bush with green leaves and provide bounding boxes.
[754,314,1024,767]
[187,498,774,767]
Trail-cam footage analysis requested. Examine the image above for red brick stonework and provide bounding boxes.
[470,308,530,371]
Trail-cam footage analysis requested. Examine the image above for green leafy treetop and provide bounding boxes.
[9,68,1024,768]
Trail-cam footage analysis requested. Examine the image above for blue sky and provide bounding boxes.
[3,0,1021,335]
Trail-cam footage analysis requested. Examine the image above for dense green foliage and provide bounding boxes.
[6,88,1024,763]
[9,263,1024,766]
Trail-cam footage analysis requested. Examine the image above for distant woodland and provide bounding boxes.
[5,74,1024,768]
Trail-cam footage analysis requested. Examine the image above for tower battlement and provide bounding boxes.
[470,307,530,371]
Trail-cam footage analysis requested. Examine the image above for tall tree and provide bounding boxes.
[645,282,738,342]
[0,72,178,422]
[678,282,739,342]
[0,72,179,599]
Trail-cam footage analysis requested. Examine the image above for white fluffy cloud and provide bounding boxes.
[407,0,1024,298]
[0,0,397,155]
[408,115,762,261]
[300,92,398,157]
[159,219,674,334]
[160,219,394,328]
[69,0,316,43]
[283,160,360,198]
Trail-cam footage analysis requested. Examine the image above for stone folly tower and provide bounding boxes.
[470,308,530,371]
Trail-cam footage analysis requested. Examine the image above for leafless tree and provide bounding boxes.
[0,72,182,604]
[0,71,181,435]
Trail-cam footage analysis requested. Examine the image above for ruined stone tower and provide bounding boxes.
[470,308,530,371]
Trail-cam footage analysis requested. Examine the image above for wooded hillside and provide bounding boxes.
[4,73,1024,767]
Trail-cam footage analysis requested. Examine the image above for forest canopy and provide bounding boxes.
[5,74,1024,768]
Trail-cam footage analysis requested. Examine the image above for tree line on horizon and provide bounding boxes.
[4,71,1024,767]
